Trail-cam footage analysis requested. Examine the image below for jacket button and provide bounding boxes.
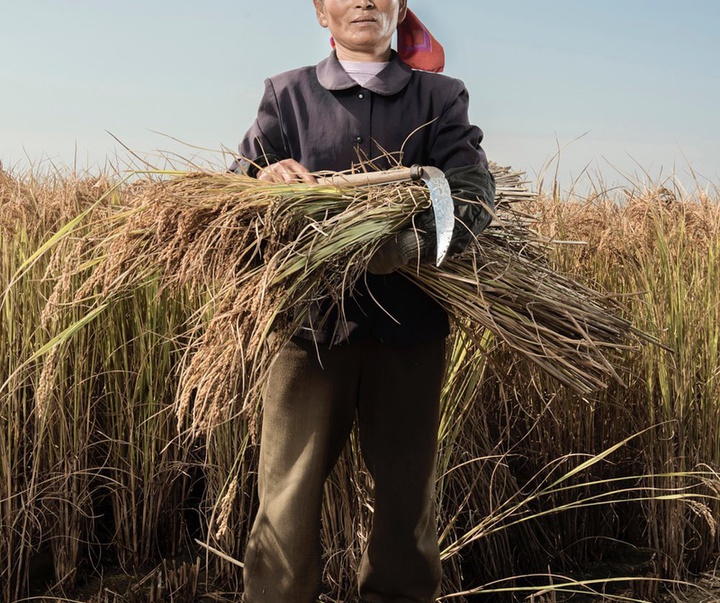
[355,136,364,144]
[358,92,365,99]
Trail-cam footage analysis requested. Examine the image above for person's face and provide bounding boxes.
[314,0,408,61]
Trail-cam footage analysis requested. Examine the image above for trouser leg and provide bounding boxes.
[357,338,446,603]
[243,337,359,603]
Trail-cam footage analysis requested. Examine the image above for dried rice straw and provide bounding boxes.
[76,164,654,434]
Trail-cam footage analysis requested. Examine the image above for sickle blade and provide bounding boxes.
[420,166,454,267]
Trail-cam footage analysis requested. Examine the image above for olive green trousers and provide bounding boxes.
[242,335,445,603]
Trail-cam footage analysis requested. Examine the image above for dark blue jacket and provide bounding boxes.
[235,51,494,345]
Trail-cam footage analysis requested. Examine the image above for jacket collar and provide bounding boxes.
[316,50,413,96]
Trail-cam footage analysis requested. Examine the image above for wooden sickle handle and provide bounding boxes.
[316,165,423,187]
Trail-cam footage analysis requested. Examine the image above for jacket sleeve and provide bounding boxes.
[445,164,496,253]
[229,78,288,175]
[418,80,496,255]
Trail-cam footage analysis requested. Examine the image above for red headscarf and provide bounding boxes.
[330,7,445,73]
[396,8,445,73]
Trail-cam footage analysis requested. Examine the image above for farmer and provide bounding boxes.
[233,1,495,601]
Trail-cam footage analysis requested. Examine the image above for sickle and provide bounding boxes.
[317,165,454,266]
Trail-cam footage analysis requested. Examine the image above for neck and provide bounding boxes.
[334,44,392,62]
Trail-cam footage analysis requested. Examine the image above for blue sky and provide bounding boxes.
[2,0,719,192]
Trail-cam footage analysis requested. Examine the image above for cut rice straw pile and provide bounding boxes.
[75,164,655,433]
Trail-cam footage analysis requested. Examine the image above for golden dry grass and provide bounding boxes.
[1,165,720,602]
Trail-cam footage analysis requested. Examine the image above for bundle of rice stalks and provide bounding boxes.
[73,164,653,433]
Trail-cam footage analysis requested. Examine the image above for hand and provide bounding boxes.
[367,230,427,275]
[258,159,316,184]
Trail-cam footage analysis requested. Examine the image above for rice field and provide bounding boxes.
[1,163,719,603]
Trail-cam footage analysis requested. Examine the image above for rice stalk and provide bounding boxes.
[0,168,114,599]
[197,413,260,587]
[0,228,41,601]
[5,164,720,601]
[440,440,719,602]
[67,166,647,437]
[504,185,720,588]
[436,330,539,590]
